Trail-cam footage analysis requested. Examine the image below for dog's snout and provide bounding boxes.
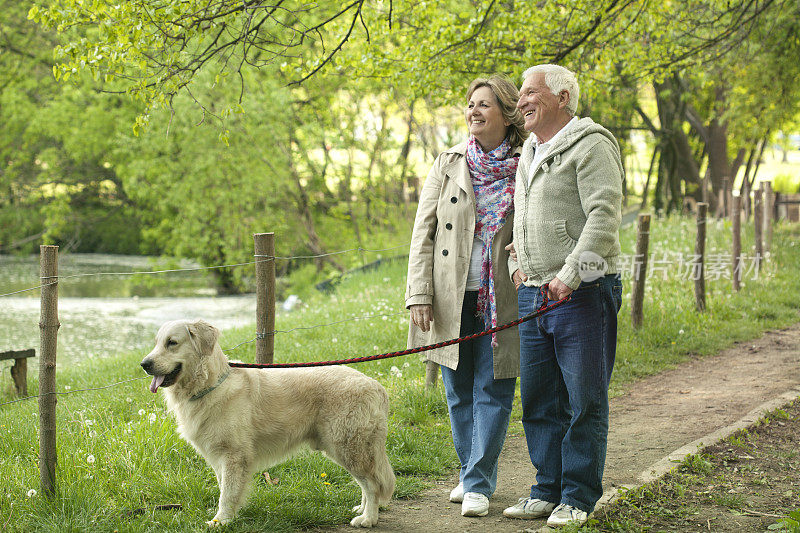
[141,359,154,374]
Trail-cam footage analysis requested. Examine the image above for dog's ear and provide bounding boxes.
[186,320,219,356]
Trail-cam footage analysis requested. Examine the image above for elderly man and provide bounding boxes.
[502,64,623,528]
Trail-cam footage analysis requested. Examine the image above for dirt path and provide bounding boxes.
[352,323,800,533]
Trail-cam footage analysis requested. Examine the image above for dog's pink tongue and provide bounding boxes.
[149,375,165,394]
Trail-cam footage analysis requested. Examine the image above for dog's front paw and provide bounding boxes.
[350,512,378,528]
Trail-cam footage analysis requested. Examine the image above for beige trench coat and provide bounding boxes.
[405,141,520,379]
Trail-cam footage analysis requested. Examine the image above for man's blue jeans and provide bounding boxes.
[517,274,622,513]
[440,291,516,497]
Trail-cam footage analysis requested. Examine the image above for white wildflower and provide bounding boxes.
[138,409,145,416]
[86,455,95,465]
[148,413,157,424]
[679,329,685,335]
[26,489,36,498]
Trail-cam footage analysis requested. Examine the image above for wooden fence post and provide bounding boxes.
[694,203,708,312]
[732,195,742,292]
[753,189,763,276]
[762,181,773,256]
[39,245,59,498]
[630,214,651,329]
[253,233,275,364]
[425,361,439,389]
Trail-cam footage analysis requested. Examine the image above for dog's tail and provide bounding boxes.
[375,387,395,505]
[375,448,396,505]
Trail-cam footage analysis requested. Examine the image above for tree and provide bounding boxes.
[0,0,142,253]
[28,0,387,125]
[29,1,781,119]
[630,0,800,213]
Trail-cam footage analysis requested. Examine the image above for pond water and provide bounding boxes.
[0,254,257,365]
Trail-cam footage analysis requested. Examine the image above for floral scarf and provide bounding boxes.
[466,135,518,347]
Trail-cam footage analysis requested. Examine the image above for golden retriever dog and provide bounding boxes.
[140,319,395,528]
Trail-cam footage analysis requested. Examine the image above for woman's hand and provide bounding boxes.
[504,242,517,262]
[409,304,433,332]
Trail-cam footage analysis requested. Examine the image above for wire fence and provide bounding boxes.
[0,243,411,299]
[0,241,413,406]
[0,311,410,408]
[0,376,151,409]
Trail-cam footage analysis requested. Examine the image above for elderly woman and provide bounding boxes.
[405,75,527,518]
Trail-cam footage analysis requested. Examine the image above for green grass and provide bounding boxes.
[1,217,799,531]
[610,215,800,396]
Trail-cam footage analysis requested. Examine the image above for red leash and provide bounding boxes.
[229,285,570,369]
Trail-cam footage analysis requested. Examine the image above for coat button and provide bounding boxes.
[445,223,453,230]
[442,249,449,256]
[450,196,457,203]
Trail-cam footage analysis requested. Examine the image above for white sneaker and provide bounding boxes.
[449,482,464,503]
[546,503,588,528]
[502,497,556,519]
[461,492,489,517]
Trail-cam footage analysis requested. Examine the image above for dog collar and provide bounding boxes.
[189,369,231,402]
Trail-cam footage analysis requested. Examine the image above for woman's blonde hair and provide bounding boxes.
[466,75,528,149]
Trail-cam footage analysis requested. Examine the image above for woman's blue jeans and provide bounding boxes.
[517,274,622,513]
[440,291,516,498]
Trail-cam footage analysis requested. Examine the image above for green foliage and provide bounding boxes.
[773,173,800,194]
[27,0,793,121]
[769,509,800,532]
[682,454,713,476]
[12,0,800,279]
[0,2,142,254]
[2,6,427,285]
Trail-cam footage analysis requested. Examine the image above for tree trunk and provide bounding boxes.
[640,145,658,209]
[730,148,746,186]
[750,133,770,186]
[705,85,732,210]
[364,110,389,228]
[653,77,702,213]
[399,101,417,208]
[285,145,345,273]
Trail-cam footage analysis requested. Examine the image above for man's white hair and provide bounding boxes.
[522,64,580,116]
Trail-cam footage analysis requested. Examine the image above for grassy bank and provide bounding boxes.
[585,400,800,532]
[1,217,798,532]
